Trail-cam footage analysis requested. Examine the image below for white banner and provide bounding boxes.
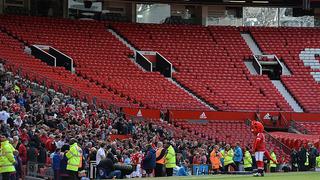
[68,0,102,12]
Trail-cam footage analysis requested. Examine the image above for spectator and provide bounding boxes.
[14,150,22,180]
[141,144,156,177]
[177,159,189,176]
[0,107,10,124]
[96,142,106,179]
[291,149,299,171]
[96,142,106,165]
[165,141,176,176]
[155,141,166,177]
[193,153,202,164]
[96,157,121,179]
[298,145,308,171]
[18,139,28,177]
[308,143,318,170]
[52,148,62,180]
[233,142,243,170]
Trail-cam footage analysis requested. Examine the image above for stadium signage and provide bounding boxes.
[299,48,320,83]
[68,0,102,12]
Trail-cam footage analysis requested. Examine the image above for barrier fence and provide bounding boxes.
[27,162,54,179]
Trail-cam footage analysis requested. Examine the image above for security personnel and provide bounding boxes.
[305,151,310,169]
[316,155,320,168]
[0,134,16,179]
[224,144,237,172]
[66,138,82,180]
[210,145,222,173]
[13,84,20,93]
[269,150,277,172]
[155,142,166,177]
[243,147,253,171]
[165,141,176,176]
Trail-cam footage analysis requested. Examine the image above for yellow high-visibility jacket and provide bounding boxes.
[165,145,176,168]
[224,149,234,166]
[243,150,252,168]
[66,143,82,171]
[0,140,16,173]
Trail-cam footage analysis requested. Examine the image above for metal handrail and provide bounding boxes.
[290,119,309,134]
[244,119,292,155]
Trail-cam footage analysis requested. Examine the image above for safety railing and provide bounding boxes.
[244,119,292,155]
[290,120,309,134]
[27,162,54,179]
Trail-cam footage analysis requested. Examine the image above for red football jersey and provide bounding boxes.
[254,133,266,152]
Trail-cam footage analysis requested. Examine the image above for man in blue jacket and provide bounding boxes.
[142,144,156,177]
[233,142,243,171]
[177,160,189,176]
[52,148,62,180]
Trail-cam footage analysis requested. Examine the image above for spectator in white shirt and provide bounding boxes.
[0,108,10,124]
[96,142,106,165]
[14,116,23,128]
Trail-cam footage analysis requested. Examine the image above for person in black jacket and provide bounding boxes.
[97,157,121,179]
[291,149,299,171]
[308,143,319,170]
[298,145,307,171]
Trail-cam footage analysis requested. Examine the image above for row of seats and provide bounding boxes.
[0,32,136,108]
[0,15,208,111]
[174,119,290,163]
[112,22,292,112]
[247,26,320,112]
[296,122,320,135]
[269,131,320,150]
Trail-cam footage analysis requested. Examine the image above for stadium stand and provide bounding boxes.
[296,121,320,135]
[174,119,291,163]
[111,23,293,111]
[270,131,320,150]
[247,27,320,113]
[0,15,209,111]
[0,30,134,108]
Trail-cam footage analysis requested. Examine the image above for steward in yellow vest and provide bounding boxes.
[0,134,16,179]
[66,138,82,179]
[316,156,320,168]
[243,148,253,171]
[164,142,176,176]
[223,144,238,172]
[269,151,277,172]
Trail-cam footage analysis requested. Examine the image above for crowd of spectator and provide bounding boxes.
[0,66,320,180]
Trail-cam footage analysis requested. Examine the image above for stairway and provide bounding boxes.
[279,62,292,75]
[271,80,303,112]
[244,61,258,75]
[241,33,262,55]
[167,78,216,111]
[108,27,216,111]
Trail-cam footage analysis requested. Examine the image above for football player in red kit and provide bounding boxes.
[251,121,276,177]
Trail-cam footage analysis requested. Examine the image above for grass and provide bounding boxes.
[142,172,320,180]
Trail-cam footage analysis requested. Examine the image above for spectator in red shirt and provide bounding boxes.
[40,131,48,145]
[45,134,56,153]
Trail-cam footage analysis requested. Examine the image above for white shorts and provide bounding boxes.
[255,151,264,161]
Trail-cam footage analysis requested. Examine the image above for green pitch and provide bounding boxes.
[143,172,320,180]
